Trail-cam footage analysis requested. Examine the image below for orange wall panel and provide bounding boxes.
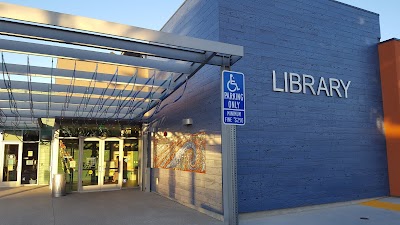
[379,39,400,196]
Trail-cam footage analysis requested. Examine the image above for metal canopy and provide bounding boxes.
[0,3,244,129]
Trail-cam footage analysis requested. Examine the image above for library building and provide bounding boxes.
[0,0,399,222]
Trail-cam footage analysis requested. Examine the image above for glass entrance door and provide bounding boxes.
[81,139,100,191]
[60,139,79,192]
[0,143,22,187]
[123,139,139,188]
[102,140,122,190]
[80,138,122,191]
[21,143,39,185]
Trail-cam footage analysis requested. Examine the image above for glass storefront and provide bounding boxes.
[0,124,142,189]
[57,124,141,192]
[1,130,40,187]
[59,138,139,192]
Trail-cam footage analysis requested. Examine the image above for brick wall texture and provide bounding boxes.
[155,0,389,214]
[219,0,389,212]
[151,0,223,216]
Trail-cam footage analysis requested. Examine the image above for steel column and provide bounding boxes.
[0,20,239,66]
[0,2,244,58]
[0,39,194,74]
[1,63,169,87]
[0,81,163,99]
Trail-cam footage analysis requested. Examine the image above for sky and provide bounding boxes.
[1,0,399,41]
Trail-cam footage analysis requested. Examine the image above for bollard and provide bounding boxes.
[52,174,66,197]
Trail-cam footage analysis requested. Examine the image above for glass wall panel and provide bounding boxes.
[3,144,19,182]
[123,139,139,188]
[38,141,51,185]
[23,130,39,142]
[3,130,22,141]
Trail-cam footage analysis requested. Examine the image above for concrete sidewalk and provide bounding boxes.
[1,186,400,225]
[240,198,400,225]
[0,185,45,198]
[0,186,223,225]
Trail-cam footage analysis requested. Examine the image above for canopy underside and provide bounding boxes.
[0,3,243,129]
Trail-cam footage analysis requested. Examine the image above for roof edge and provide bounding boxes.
[160,0,188,31]
[0,2,243,57]
[379,38,400,45]
[330,0,379,16]
[162,0,379,33]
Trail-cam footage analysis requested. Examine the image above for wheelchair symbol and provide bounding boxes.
[227,74,240,92]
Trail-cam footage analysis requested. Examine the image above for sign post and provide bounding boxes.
[221,70,245,225]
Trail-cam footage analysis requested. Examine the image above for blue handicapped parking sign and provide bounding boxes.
[222,70,245,125]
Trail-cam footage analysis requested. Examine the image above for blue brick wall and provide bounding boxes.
[218,0,389,213]
[151,0,224,218]
[159,0,389,214]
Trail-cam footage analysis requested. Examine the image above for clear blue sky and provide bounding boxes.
[2,0,399,41]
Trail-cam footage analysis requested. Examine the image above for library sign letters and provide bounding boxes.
[272,70,351,98]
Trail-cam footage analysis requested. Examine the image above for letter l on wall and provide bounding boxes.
[272,70,284,92]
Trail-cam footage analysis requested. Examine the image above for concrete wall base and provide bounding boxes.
[152,191,224,221]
